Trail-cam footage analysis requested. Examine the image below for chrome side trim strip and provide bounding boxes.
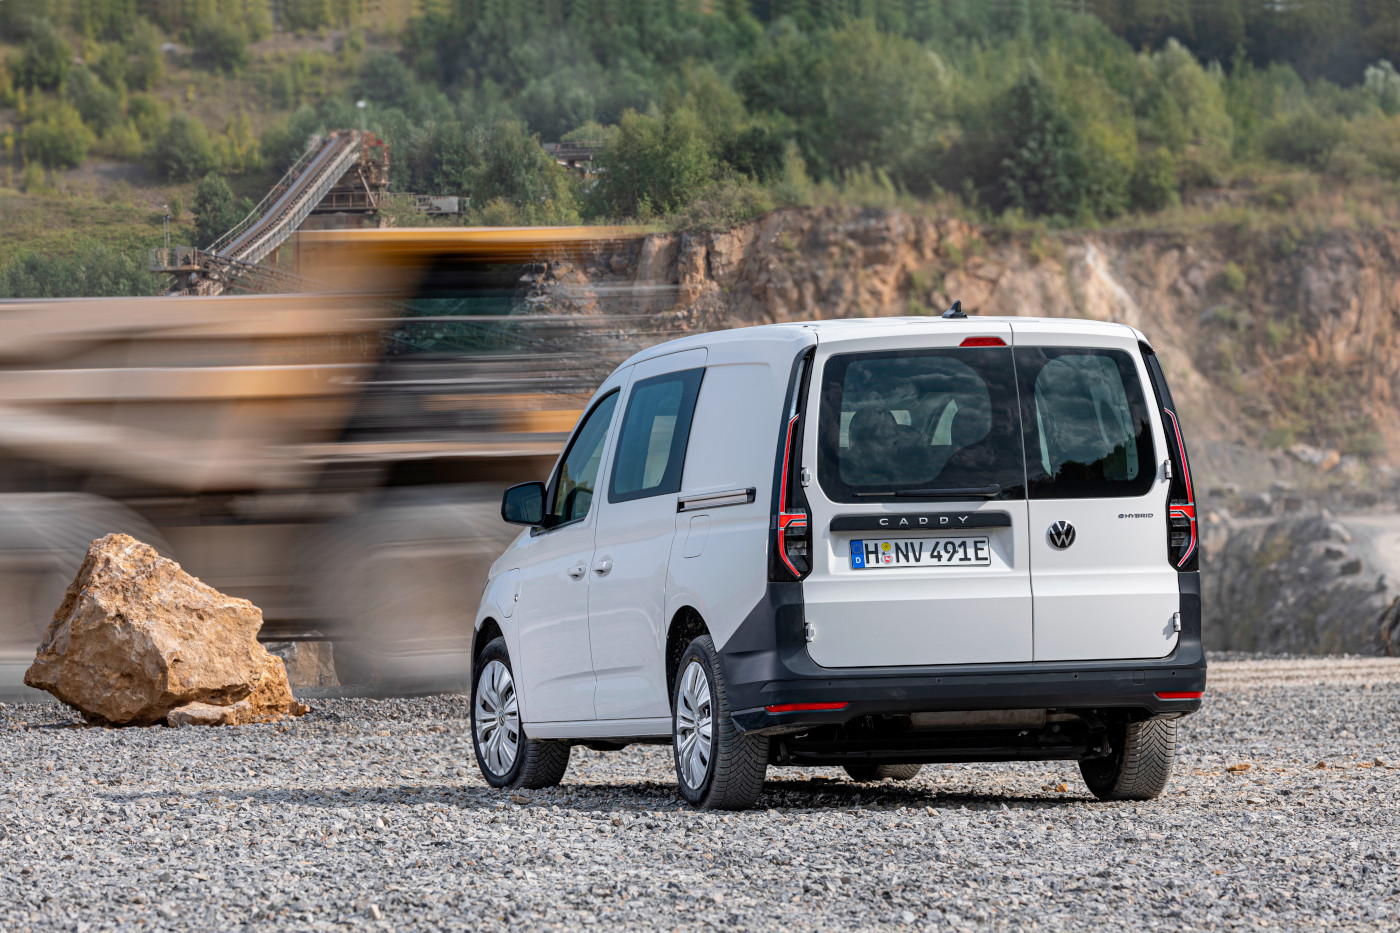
[677,487,756,512]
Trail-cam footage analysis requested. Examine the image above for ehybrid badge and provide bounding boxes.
[1047,521,1076,549]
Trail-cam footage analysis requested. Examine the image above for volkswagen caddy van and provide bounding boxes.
[471,313,1205,809]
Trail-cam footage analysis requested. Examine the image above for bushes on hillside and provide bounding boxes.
[124,20,165,91]
[11,19,70,91]
[0,241,157,299]
[192,173,246,248]
[22,102,94,168]
[995,72,1088,220]
[66,68,122,135]
[589,108,718,219]
[151,114,216,181]
[191,20,249,75]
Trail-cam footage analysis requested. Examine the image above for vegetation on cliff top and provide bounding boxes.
[7,1,1400,289]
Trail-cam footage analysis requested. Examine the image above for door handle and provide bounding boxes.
[567,563,587,579]
[592,558,614,576]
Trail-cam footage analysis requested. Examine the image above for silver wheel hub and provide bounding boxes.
[474,659,520,777]
[674,660,713,790]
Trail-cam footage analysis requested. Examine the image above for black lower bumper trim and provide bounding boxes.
[719,573,1207,735]
[732,666,1203,733]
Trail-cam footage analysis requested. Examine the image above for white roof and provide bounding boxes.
[621,316,1149,369]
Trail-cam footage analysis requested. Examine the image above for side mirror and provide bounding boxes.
[501,481,546,526]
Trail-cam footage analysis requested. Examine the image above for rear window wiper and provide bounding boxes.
[854,484,1002,498]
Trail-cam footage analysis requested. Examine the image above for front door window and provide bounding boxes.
[549,392,619,526]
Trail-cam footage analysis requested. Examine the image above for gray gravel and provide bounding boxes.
[1,658,1398,932]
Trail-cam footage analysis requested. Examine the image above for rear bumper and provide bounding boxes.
[720,573,1206,735]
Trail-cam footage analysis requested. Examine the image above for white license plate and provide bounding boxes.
[850,537,990,569]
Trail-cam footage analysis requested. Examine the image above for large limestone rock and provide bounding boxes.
[23,533,307,726]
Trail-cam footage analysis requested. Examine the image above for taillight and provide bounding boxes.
[1163,408,1197,570]
[777,413,811,579]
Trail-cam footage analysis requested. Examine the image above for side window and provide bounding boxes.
[1015,347,1155,499]
[549,391,619,525]
[609,368,705,502]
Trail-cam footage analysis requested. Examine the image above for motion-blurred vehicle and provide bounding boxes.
[471,314,1205,809]
[0,227,665,693]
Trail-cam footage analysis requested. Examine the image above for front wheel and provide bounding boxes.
[1079,718,1177,801]
[673,635,768,810]
[470,638,570,790]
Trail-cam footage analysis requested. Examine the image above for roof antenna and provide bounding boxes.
[942,300,966,319]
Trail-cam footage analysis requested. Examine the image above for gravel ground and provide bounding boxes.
[1,657,1397,932]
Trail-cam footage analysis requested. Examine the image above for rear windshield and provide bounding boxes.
[815,345,1156,502]
[1016,347,1155,499]
[816,347,1026,502]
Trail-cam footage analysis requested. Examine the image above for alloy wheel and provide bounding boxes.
[674,660,714,790]
[474,659,521,777]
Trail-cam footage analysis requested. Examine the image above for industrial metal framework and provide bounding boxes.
[149,131,391,296]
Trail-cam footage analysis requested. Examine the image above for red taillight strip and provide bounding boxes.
[1155,691,1204,700]
[777,413,805,578]
[765,702,849,713]
[960,336,1006,347]
[1162,408,1197,568]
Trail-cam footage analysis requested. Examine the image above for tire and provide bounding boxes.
[1079,717,1177,801]
[844,763,922,783]
[470,637,570,790]
[672,634,768,810]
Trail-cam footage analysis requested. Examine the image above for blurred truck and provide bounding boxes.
[0,226,665,693]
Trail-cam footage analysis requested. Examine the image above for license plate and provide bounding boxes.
[850,537,990,569]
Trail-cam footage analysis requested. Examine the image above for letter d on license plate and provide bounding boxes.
[851,537,990,569]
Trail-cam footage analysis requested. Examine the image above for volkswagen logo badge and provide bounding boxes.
[1047,521,1076,549]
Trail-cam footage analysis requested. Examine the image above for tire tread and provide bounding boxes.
[1081,718,1176,801]
[471,637,571,791]
[675,635,768,810]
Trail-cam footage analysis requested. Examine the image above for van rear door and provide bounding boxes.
[1010,321,1180,661]
[800,323,1035,667]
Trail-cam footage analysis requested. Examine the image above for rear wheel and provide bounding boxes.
[1080,718,1177,801]
[844,763,922,783]
[672,635,768,810]
[470,637,570,790]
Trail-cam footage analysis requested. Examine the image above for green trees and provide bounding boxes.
[590,108,718,219]
[12,19,71,90]
[461,120,579,224]
[151,114,216,181]
[996,72,1088,219]
[191,20,250,75]
[66,68,123,135]
[0,241,157,299]
[22,102,94,168]
[192,174,245,248]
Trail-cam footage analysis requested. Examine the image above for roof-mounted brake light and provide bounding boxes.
[960,336,1006,347]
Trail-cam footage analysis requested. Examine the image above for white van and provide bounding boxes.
[471,313,1205,809]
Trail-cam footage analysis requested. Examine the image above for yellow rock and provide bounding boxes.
[23,533,307,726]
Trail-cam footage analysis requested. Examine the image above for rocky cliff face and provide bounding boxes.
[532,206,1400,653]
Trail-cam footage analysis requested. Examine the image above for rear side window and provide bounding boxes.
[817,348,1026,502]
[609,368,704,502]
[1015,347,1155,499]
